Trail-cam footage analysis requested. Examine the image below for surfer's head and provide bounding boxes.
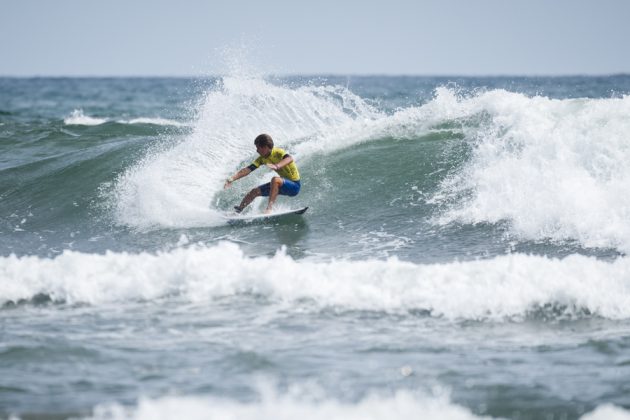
[254,133,274,148]
[254,133,274,157]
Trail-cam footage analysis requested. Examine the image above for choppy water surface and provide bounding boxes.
[2,75,630,419]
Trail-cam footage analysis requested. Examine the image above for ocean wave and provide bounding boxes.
[64,109,186,127]
[427,89,630,253]
[81,390,487,420]
[110,76,453,231]
[297,87,630,254]
[108,75,630,254]
[64,109,108,126]
[2,242,630,321]
[122,117,187,127]
[111,76,380,230]
[76,388,630,420]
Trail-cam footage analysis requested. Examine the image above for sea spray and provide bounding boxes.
[112,76,379,230]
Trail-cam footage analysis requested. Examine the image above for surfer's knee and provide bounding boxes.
[271,177,283,187]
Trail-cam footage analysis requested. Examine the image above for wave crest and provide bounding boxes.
[2,243,630,321]
[429,90,630,252]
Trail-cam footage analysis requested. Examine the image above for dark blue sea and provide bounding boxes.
[2,74,630,419]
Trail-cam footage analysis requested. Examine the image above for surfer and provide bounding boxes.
[224,134,301,214]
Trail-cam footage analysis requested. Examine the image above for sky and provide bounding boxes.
[1,0,629,77]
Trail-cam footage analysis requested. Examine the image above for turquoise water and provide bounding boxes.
[2,75,630,419]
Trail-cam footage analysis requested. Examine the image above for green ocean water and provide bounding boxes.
[2,75,630,419]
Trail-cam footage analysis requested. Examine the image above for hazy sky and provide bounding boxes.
[2,0,629,76]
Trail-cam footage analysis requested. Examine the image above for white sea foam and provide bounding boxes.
[64,110,186,127]
[64,109,108,126]
[426,89,630,252]
[112,76,380,230]
[123,117,187,127]
[83,389,486,420]
[582,404,630,420]
[2,243,630,320]
[122,117,186,127]
[78,388,630,420]
[63,109,187,127]
[372,89,630,253]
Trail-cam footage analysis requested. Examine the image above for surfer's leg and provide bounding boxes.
[265,177,284,213]
[235,187,262,212]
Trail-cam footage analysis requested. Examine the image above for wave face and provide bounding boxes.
[3,76,630,256]
[103,76,630,256]
[111,76,381,230]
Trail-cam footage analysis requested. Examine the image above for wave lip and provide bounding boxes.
[2,242,630,321]
[64,109,108,126]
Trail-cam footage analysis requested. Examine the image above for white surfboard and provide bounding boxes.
[224,206,308,224]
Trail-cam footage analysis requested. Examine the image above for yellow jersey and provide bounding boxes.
[250,147,300,181]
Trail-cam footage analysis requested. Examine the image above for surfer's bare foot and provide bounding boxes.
[264,208,273,214]
[233,206,243,214]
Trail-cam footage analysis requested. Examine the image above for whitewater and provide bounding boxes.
[2,243,630,320]
[2,74,630,419]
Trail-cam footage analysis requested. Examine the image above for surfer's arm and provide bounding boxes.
[224,167,254,189]
[266,154,293,171]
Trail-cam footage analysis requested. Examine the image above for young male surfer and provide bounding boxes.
[224,134,301,214]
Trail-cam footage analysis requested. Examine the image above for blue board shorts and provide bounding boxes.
[259,179,301,197]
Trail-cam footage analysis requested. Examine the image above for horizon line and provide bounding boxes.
[1,72,630,79]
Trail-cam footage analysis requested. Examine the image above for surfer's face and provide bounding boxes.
[256,144,272,157]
